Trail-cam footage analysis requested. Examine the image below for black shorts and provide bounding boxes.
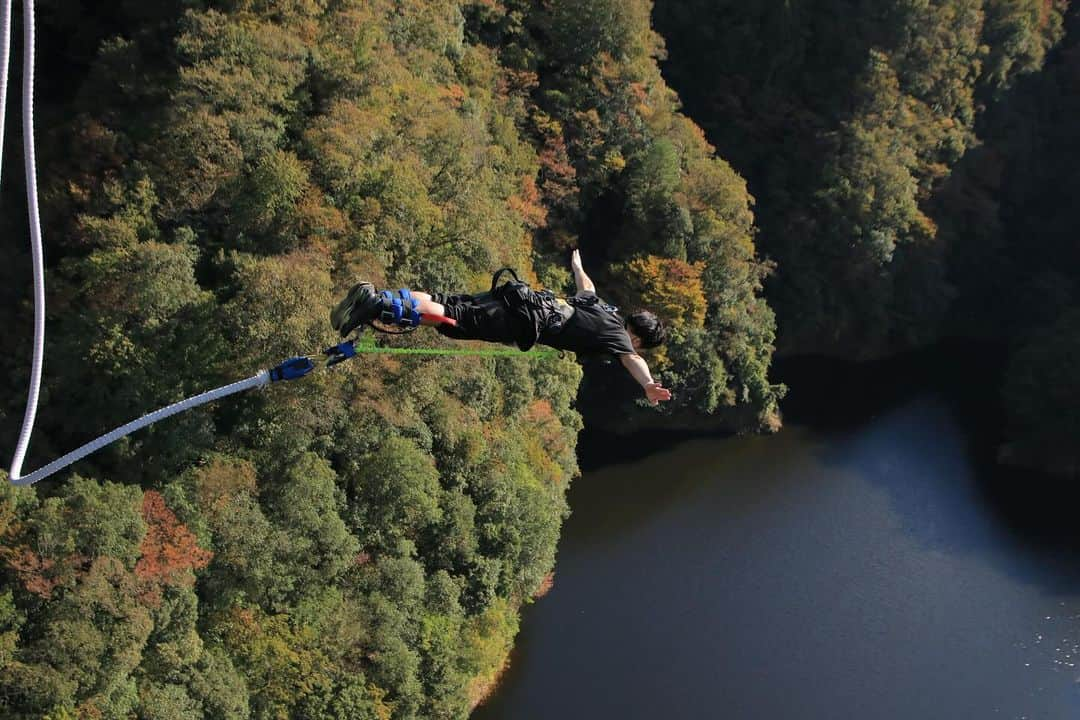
[433,291,521,345]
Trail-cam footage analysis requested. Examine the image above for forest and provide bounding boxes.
[0,0,1076,718]
[655,0,1079,471]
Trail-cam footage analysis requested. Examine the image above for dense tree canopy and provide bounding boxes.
[939,6,1080,472]
[657,0,1078,471]
[656,0,1068,356]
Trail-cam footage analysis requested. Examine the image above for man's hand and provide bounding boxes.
[570,248,594,293]
[620,354,671,406]
[644,381,672,406]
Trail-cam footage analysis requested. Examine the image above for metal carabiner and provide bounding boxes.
[323,340,358,368]
[269,356,317,382]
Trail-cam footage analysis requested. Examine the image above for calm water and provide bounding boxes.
[473,387,1080,719]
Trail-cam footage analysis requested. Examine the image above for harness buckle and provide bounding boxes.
[323,340,357,367]
[270,356,317,382]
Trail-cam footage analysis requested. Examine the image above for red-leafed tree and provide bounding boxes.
[135,491,212,607]
[4,549,60,599]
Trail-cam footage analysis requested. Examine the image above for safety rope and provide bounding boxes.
[0,0,270,487]
[7,0,49,487]
[351,338,561,359]
[9,373,272,487]
[0,0,10,178]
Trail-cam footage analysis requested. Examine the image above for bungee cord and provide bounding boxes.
[9,374,273,487]
[350,338,560,359]
[7,0,49,486]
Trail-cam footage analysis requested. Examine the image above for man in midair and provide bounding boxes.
[331,249,672,405]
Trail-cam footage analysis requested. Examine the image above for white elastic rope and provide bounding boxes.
[5,0,278,487]
[9,0,46,484]
[0,0,11,177]
[9,372,272,486]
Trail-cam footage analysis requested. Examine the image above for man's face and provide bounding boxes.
[628,330,643,352]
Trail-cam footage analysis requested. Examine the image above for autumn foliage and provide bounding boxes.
[620,255,708,328]
[135,491,212,606]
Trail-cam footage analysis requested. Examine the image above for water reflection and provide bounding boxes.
[473,393,1080,720]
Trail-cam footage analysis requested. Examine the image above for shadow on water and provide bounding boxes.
[578,342,1080,593]
[568,398,738,548]
[564,429,714,548]
[775,342,1080,595]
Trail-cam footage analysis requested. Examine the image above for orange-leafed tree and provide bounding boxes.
[621,255,708,329]
[135,491,212,607]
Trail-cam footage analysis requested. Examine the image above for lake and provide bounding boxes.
[473,354,1080,719]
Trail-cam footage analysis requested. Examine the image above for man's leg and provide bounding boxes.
[405,291,449,326]
[332,283,515,342]
[332,284,454,336]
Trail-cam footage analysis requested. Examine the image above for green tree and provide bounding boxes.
[346,437,442,555]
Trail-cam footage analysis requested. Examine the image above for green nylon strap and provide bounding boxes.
[351,339,561,359]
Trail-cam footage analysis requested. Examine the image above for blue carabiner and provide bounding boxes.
[270,356,317,382]
[323,340,357,368]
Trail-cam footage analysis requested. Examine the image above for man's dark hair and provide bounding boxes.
[626,310,667,349]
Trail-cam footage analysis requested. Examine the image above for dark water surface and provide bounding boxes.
[473,363,1080,719]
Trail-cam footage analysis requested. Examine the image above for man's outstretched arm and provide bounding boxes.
[619,353,672,406]
[571,248,596,294]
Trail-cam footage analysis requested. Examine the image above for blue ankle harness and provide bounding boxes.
[379,289,423,327]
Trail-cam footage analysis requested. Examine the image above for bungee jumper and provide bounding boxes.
[330,249,673,406]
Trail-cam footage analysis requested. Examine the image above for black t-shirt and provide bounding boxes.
[538,292,635,356]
